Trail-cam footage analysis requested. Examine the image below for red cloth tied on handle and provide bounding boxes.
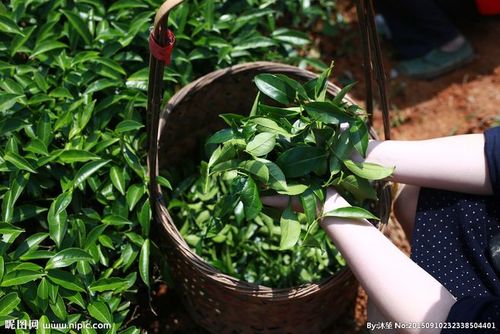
[149,29,176,64]
[476,0,500,15]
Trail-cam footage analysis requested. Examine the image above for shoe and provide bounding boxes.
[396,40,474,79]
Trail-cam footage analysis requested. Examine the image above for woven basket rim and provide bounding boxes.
[152,61,361,297]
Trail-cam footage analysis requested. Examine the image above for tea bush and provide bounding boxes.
[0,0,336,332]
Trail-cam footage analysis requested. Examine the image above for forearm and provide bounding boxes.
[362,134,493,195]
[322,217,456,333]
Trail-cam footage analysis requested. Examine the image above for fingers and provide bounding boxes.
[261,195,303,212]
[261,195,289,209]
[323,188,351,213]
[262,187,351,213]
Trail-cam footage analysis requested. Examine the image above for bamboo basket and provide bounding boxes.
[147,1,392,333]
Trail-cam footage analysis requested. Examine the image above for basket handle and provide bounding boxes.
[152,0,183,35]
[356,0,391,140]
[147,0,184,196]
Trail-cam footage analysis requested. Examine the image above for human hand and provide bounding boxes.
[322,188,352,213]
[262,188,352,217]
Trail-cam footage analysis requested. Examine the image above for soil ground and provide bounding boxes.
[141,9,500,334]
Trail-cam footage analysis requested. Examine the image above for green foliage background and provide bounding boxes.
[0,0,339,332]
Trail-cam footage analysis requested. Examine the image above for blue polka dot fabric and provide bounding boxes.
[412,188,500,298]
[411,127,500,331]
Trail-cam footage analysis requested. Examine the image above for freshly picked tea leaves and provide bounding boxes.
[164,66,393,288]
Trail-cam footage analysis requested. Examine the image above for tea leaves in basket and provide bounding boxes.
[166,66,392,287]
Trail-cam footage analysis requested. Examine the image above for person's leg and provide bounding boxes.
[393,184,420,243]
[435,0,479,20]
[376,0,460,59]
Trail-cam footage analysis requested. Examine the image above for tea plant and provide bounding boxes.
[0,0,330,331]
[167,67,393,288]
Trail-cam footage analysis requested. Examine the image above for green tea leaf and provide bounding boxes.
[31,40,67,58]
[46,269,85,292]
[48,191,73,247]
[329,131,351,176]
[0,222,24,234]
[37,278,49,312]
[277,183,308,196]
[245,132,275,157]
[324,206,379,220]
[0,92,23,111]
[254,73,295,105]
[2,172,29,223]
[119,327,140,334]
[93,58,126,76]
[37,113,52,147]
[61,10,93,44]
[115,120,144,133]
[258,105,300,119]
[45,248,94,269]
[234,36,276,51]
[304,102,352,125]
[240,176,262,220]
[279,207,301,250]
[71,159,111,189]
[138,200,151,236]
[157,175,172,190]
[0,292,20,316]
[206,129,236,145]
[0,16,23,35]
[0,270,44,287]
[272,28,309,46]
[4,152,37,173]
[344,160,394,180]
[349,119,369,158]
[257,158,287,191]
[109,1,149,11]
[89,277,129,292]
[239,160,269,183]
[110,166,126,195]
[340,175,378,201]
[274,74,309,102]
[126,184,145,211]
[208,143,237,168]
[300,188,318,224]
[58,150,100,163]
[37,315,50,334]
[102,215,132,226]
[25,139,49,156]
[310,63,332,101]
[88,301,112,324]
[219,113,246,127]
[123,144,145,179]
[20,250,54,261]
[139,239,150,288]
[276,146,327,178]
[49,295,67,320]
[13,232,49,258]
[332,82,356,106]
[33,72,49,93]
[250,91,260,116]
[60,289,86,309]
[84,79,116,95]
[249,117,291,137]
